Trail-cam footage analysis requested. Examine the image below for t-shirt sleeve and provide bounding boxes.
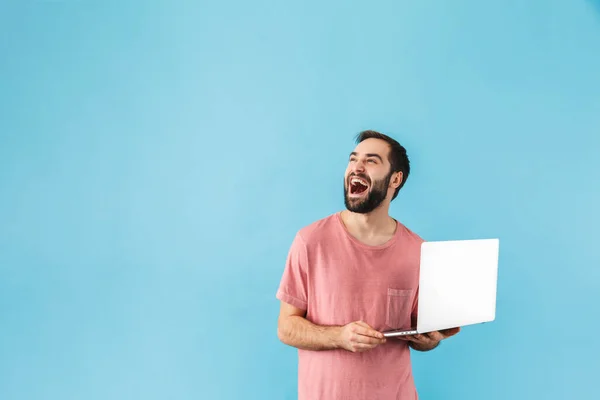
[276,232,309,311]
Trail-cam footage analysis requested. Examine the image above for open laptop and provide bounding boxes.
[383,238,499,338]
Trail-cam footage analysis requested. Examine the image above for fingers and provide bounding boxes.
[397,334,433,344]
[350,337,384,352]
[412,334,428,342]
[352,321,385,340]
[350,329,385,345]
[439,327,461,337]
[424,331,444,342]
[353,334,385,345]
[345,321,386,352]
[394,328,462,348]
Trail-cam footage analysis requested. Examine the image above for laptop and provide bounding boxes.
[383,238,499,338]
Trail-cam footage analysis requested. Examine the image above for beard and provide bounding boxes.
[344,171,392,214]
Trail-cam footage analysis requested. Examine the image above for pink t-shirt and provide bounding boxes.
[276,212,424,400]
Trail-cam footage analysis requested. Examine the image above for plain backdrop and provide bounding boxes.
[1,1,599,399]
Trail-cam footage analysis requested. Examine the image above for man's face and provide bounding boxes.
[344,138,395,214]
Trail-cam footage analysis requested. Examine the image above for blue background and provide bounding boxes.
[1,1,599,399]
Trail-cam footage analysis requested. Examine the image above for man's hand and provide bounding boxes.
[337,321,386,353]
[278,302,388,352]
[396,327,461,351]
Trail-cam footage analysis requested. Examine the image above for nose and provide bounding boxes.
[352,160,366,174]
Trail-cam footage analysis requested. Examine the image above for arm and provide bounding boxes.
[277,301,342,350]
[277,301,386,352]
[276,233,384,352]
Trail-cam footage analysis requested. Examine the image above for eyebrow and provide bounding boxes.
[350,152,383,162]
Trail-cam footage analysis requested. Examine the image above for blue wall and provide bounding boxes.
[1,1,599,399]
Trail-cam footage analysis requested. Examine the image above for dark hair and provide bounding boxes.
[355,130,410,200]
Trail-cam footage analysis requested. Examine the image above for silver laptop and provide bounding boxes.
[383,238,499,338]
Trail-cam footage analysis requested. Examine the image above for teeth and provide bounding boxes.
[351,177,368,186]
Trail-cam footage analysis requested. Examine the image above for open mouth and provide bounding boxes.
[349,176,370,196]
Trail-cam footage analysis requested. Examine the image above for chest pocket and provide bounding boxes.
[385,288,414,329]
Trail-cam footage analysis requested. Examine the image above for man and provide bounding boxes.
[276,130,460,399]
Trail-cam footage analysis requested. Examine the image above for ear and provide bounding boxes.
[391,171,403,189]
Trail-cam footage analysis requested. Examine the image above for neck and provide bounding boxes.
[341,205,395,237]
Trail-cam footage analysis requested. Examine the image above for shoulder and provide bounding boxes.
[294,212,339,247]
[395,219,426,245]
